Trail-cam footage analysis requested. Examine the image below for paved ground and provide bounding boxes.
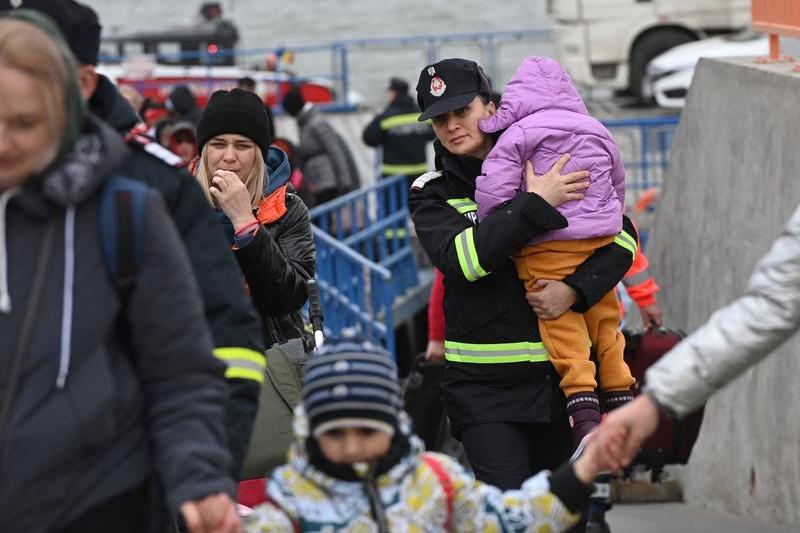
[607,503,797,533]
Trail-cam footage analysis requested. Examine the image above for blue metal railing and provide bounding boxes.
[601,114,680,198]
[309,175,418,356]
[99,28,552,112]
[309,175,418,298]
[601,114,681,248]
[312,227,396,356]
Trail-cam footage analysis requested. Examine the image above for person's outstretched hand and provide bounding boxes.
[181,493,242,533]
[525,154,590,208]
[526,279,577,320]
[597,394,661,467]
[573,426,626,485]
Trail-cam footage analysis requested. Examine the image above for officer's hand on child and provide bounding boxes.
[524,154,590,208]
[572,426,626,485]
[526,280,577,320]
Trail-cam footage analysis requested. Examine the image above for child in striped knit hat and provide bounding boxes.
[245,340,626,532]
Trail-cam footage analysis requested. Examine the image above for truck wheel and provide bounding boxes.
[630,29,695,104]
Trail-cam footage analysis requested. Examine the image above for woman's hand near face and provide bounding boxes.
[209,169,256,229]
[525,154,589,208]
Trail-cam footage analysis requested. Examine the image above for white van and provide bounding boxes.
[548,0,751,101]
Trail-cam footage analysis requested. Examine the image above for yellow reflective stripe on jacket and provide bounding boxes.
[613,229,637,259]
[454,227,489,281]
[214,347,266,384]
[623,268,651,286]
[380,112,422,130]
[225,367,266,383]
[446,198,477,214]
[384,228,409,239]
[381,162,429,175]
[444,340,550,363]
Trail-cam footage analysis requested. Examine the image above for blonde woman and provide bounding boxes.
[194,89,316,352]
[0,10,239,533]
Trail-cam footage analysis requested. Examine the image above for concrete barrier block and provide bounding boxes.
[646,57,800,526]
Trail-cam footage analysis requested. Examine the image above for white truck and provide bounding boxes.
[548,0,751,101]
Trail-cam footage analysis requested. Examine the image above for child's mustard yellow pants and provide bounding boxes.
[514,237,635,397]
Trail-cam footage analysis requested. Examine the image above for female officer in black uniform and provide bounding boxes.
[409,59,637,530]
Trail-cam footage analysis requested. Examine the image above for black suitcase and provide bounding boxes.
[403,354,448,451]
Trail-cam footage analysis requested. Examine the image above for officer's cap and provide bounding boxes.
[415,58,491,122]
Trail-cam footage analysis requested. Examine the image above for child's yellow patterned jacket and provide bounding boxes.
[245,407,590,532]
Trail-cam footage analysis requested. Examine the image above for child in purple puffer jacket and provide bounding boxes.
[476,56,635,448]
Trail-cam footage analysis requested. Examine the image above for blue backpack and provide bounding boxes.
[98,176,149,297]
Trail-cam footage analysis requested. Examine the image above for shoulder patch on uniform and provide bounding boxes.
[411,170,443,192]
[135,139,183,167]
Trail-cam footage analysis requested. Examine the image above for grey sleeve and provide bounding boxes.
[646,205,800,418]
[312,121,352,186]
[125,191,235,511]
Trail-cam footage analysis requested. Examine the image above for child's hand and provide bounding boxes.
[525,154,589,208]
[572,426,626,485]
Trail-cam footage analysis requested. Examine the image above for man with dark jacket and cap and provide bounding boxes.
[362,77,435,183]
[1,0,267,484]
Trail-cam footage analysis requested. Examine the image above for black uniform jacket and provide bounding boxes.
[362,93,435,176]
[409,141,637,433]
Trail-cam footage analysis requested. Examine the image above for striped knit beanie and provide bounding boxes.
[302,341,403,439]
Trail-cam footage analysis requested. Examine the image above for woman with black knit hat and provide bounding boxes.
[242,341,626,532]
[194,88,316,351]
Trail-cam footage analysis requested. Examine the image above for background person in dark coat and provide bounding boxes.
[3,0,271,481]
[0,12,238,532]
[363,77,435,182]
[282,85,360,205]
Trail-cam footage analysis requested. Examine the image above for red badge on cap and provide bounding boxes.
[430,75,446,97]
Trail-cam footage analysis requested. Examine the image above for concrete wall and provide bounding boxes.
[647,58,800,525]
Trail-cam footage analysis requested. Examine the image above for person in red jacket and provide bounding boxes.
[621,246,663,328]
[425,269,447,362]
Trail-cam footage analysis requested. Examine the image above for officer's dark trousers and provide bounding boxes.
[460,420,588,533]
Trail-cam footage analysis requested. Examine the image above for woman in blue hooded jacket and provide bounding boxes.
[193,89,316,350]
[0,11,238,533]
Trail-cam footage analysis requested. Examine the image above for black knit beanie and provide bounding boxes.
[302,341,402,439]
[196,88,271,158]
[281,85,305,117]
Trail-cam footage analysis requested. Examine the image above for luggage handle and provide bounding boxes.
[306,278,325,350]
